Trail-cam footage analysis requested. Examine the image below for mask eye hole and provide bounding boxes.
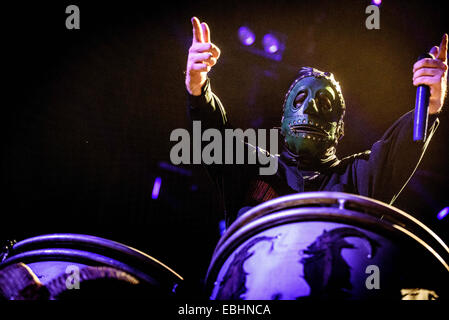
[318,92,332,112]
[294,91,307,109]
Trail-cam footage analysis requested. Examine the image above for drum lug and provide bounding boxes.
[338,199,346,210]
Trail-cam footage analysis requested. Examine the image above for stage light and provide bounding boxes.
[262,33,280,54]
[238,26,255,46]
[238,26,286,61]
[437,207,449,220]
[151,176,162,199]
[158,161,192,176]
[218,219,226,236]
[371,0,382,6]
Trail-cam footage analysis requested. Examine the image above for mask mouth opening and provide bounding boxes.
[289,124,328,137]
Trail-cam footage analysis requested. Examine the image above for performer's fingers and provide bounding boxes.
[201,22,211,43]
[413,76,440,87]
[210,43,221,59]
[429,46,439,59]
[189,42,212,53]
[191,17,204,43]
[190,63,211,72]
[189,52,213,63]
[437,33,448,62]
[413,58,447,73]
[189,42,220,64]
[204,57,217,67]
[413,67,441,80]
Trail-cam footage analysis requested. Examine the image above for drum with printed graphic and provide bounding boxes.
[0,234,183,299]
[206,192,449,300]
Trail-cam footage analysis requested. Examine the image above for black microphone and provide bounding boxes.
[413,53,433,141]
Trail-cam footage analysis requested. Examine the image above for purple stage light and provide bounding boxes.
[151,177,162,199]
[218,219,226,236]
[238,26,255,46]
[372,0,382,6]
[268,45,278,53]
[262,33,280,54]
[437,207,449,220]
[158,161,192,176]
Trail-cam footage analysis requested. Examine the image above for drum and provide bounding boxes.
[206,192,449,300]
[0,233,183,299]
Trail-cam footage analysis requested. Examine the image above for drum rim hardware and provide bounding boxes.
[206,192,449,297]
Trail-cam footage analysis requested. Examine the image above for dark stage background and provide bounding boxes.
[3,0,448,288]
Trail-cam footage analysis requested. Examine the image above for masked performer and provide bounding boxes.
[185,17,448,227]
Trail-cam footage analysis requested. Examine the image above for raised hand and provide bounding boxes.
[413,33,448,114]
[185,17,221,96]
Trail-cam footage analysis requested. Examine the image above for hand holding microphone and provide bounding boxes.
[413,34,448,141]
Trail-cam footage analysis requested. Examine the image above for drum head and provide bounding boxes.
[206,192,449,300]
[0,233,183,299]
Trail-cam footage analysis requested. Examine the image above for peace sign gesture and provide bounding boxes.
[185,17,221,96]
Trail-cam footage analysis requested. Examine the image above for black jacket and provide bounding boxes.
[187,79,439,227]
